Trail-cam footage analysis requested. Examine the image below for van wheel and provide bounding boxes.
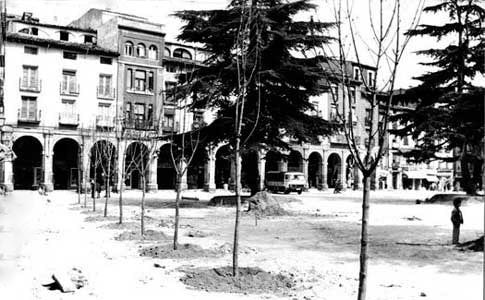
[297,189,302,195]
[284,189,290,194]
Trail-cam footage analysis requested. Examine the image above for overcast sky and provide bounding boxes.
[6,0,485,89]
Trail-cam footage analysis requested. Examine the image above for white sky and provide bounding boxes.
[6,0,485,88]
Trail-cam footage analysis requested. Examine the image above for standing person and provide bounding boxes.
[451,198,464,244]
[90,178,95,199]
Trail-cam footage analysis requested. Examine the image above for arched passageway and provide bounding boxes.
[125,142,148,189]
[288,150,303,172]
[215,145,231,189]
[53,138,80,190]
[264,150,282,174]
[13,136,43,189]
[241,149,259,190]
[90,140,116,191]
[187,148,207,189]
[308,152,322,188]
[157,143,176,190]
[327,153,342,188]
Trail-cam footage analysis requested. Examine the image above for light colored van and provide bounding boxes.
[265,171,306,194]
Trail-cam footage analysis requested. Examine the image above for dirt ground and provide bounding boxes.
[0,189,482,300]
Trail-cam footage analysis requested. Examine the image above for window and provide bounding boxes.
[134,103,145,126]
[98,74,112,97]
[24,46,38,55]
[61,99,75,114]
[350,87,356,104]
[193,111,204,128]
[147,104,153,122]
[60,31,69,41]
[330,104,338,121]
[84,35,94,43]
[368,71,375,87]
[134,70,146,91]
[19,27,38,35]
[173,48,192,60]
[63,52,77,60]
[20,96,37,120]
[126,69,133,89]
[163,47,171,57]
[22,66,38,89]
[100,57,112,65]
[125,102,132,120]
[163,114,174,128]
[164,63,177,73]
[62,70,78,94]
[403,136,409,146]
[354,67,360,80]
[148,71,154,92]
[365,109,372,127]
[124,41,134,56]
[136,43,146,57]
[148,45,158,60]
[98,103,111,116]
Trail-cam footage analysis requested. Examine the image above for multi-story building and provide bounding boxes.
[1,12,118,191]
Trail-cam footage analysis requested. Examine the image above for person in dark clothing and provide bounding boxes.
[451,198,464,244]
[90,179,95,199]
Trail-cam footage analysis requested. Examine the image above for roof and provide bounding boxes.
[7,33,119,57]
[12,19,97,34]
[165,41,206,52]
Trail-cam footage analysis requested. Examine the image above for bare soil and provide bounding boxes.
[140,243,218,259]
[115,229,170,241]
[180,266,295,295]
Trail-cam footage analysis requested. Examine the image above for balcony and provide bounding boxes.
[59,112,79,126]
[96,115,114,128]
[162,122,179,134]
[18,109,41,124]
[59,82,80,96]
[330,133,347,144]
[123,118,155,130]
[19,78,41,93]
[97,86,116,100]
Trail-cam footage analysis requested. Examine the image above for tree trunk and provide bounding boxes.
[174,172,182,250]
[232,137,242,277]
[119,171,124,224]
[77,168,81,205]
[141,176,146,236]
[104,175,109,217]
[357,175,371,300]
[461,156,477,195]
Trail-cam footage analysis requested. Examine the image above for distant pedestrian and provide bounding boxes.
[451,198,464,244]
[90,179,95,199]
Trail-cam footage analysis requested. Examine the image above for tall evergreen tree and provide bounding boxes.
[174,0,335,275]
[392,0,485,194]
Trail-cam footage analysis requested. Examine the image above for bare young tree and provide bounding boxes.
[315,1,424,299]
[92,127,116,217]
[124,126,158,236]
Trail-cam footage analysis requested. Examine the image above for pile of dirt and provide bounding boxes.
[424,194,483,204]
[180,266,295,295]
[115,229,169,241]
[186,230,210,238]
[458,236,484,252]
[246,192,292,216]
[84,215,118,222]
[217,242,258,255]
[102,221,139,230]
[209,195,251,206]
[140,243,218,259]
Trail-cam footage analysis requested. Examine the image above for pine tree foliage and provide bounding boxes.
[392,0,484,194]
[174,0,336,150]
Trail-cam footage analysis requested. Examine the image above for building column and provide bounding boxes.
[340,152,347,189]
[321,158,328,190]
[258,152,266,191]
[302,159,309,187]
[204,148,216,192]
[147,155,158,192]
[3,160,13,192]
[43,150,53,192]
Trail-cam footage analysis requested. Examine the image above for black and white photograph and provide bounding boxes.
[0,0,483,299]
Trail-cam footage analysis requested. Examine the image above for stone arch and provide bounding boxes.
[215,145,232,189]
[287,150,303,172]
[53,137,80,190]
[125,142,148,189]
[157,143,176,190]
[13,135,43,189]
[327,152,342,188]
[308,151,323,188]
[90,140,116,190]
[265,150,283,174]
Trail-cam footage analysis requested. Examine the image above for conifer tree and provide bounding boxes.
[392,0,484,194]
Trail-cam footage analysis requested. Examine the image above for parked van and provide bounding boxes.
[265,171,306,194]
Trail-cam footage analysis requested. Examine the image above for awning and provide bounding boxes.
[425,175,439,182]
[403,170,427,179]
